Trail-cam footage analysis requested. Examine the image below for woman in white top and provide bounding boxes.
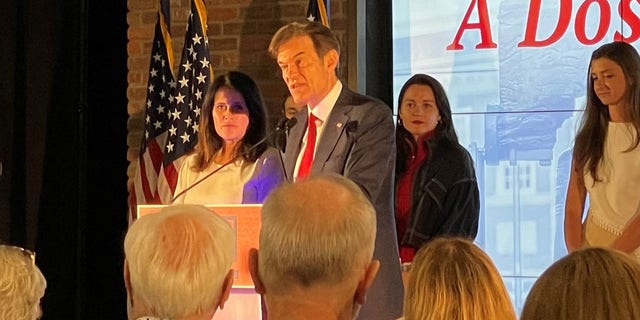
[174,71,284,204]
[565,41,640,259]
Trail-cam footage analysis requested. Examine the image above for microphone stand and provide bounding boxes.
[170,159,237,203]
[274,117,297,183]
[171,117,297,203]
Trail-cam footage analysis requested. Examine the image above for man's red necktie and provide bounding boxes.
[297,113,318,179]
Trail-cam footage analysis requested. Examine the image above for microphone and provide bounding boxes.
[283,117,298,130]
[171,117,298,203]
[274,117,297,152]
[273,117,297,182]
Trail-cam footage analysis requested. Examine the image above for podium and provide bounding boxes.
[137,204,263,319]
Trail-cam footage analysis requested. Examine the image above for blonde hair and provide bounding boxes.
[0,245,46,320]
[124,204,234,318]
[258,174,376,294]
[521,247,640,320]
[404,237,515,320]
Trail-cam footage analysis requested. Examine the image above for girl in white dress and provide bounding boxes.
[565,41,640,259]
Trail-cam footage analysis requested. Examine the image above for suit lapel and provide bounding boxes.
[284,108,307,180]
[312,89,352,172]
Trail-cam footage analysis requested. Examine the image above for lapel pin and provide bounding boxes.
[336,122,343,128]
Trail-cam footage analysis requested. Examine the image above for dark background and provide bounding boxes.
[1,0,129,318]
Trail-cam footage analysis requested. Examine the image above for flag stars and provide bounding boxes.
[157,105,165,114]
[153,120,163,129]
[192,123,199,133]
[150,68,158,77]
[196,72,206,84]
[179,76,189,88]
[175,92,186,104]
[169,125,177,136]
[195,89,203,100]
[146,115,150,123]
[192,33,202,44]
[180,132,191,143]
[307,14,316,22]
[200,57,209,69]
[194,106,201,117]
[153,53,162,62]
[184,116,193,127]
[159,90,166,99]
[171,109,181,121]
[148,84,155,93]
[166,141,174,153]
[182,60,192,72]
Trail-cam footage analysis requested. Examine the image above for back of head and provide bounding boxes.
[404,237,515,320]
[521,247,640,320]
[124,204,234,318]
[258,174,376,294]
[0,245,46,320]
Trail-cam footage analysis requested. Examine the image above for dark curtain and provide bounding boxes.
[2,0,128,319]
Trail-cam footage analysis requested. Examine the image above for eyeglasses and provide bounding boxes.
[0,245,36,264]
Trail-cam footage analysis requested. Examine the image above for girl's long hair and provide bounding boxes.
[574,41,640,181]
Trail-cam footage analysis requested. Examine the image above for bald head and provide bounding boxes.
[257,174,376,294]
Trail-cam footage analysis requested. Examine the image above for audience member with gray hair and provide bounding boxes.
[249,174,379,320]
[123,204,235,320]
[0,244,46,320]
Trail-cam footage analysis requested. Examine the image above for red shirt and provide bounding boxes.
[396,132,433,263]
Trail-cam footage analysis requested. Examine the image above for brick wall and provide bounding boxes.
[126,0,348,190]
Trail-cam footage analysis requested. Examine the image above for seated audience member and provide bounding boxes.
[520,247,640,320]
[249,174,379,320]
[123,204,235,320]
[0,244,46,320]
[403,237,515,320]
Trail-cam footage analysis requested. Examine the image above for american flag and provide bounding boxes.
[157,0,212,202]
[130,0,175,221]
[306,0,330,27]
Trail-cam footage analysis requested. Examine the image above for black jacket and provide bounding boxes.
[399,134,480,249]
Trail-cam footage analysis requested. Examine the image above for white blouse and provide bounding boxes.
[173,154,258,205]
[584,122,640,234]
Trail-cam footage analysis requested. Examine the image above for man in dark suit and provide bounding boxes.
[268,21,403,319]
